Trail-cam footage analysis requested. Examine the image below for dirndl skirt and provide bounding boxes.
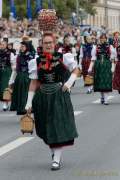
[82,58,91,79]
[32,83,78,146]
[94,58,112,92]
[113,61,120,90]
[10,72,30,114]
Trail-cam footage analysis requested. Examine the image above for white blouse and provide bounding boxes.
[91,45,117,61]
[10,52,17,70]
[28,53,77,80]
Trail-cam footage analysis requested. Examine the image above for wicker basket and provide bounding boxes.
[20,114,34,134]
[3,88,13,101]
[85,75,94,85]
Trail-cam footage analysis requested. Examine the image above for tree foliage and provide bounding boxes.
[2,0,97,19]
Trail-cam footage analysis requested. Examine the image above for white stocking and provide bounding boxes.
[52,147,62,163]
[3,102,8,109]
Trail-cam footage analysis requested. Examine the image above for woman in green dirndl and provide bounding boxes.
[0,40,13,111]
[25,31,79,171]
[10,41,35,115]
[88,34,116,104]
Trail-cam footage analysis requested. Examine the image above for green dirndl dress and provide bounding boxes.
[32,83,78,146]
[94,55,112,92]
[32,52,78,147]
[10,72,30,114]
[0,66,12,101]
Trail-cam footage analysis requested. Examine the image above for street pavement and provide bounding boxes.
[0,78,120,180]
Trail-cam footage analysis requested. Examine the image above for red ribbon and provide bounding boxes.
[43,52,53,70]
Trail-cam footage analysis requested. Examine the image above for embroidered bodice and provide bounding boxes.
[36,52,68,84]
[0,49,11,69]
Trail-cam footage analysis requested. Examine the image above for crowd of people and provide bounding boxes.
[0,17,111,39]
[0,16,120,170]
[0,18,41,38]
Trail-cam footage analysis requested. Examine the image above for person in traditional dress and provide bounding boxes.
[10,41,34,115]
[79,36,93,93]
[74,36,81,65]
[113,32,120,48]
[22,35,36,58]
[112,45,120,93]
[37,38,43,56]
[88,34,116,105]
[25,31,79,170]
[8,42,16,56]
[0,40,12,111]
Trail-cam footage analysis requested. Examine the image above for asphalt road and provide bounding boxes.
[0,78,120,180]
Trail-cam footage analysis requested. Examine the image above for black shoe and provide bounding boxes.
[101,98,104,104]
[87,89,92,94]
[3,106,9,111]
[51,161,61,171]
[52,154,54,161]
[103,102,109,105]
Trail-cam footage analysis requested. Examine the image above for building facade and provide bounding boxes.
[84,0,120,31]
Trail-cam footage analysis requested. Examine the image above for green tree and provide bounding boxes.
[2,0,97,19]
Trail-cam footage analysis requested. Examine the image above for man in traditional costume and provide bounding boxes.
[25,9,79,171]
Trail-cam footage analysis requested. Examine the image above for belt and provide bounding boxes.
[40,83,62,94]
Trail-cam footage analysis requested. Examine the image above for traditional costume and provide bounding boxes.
[88,35,116,104]
[113,46,120,92]
[10,42,34,115]
[113,32,120,48]
[0,42,12,110]
[25,9,78,171]
[80,38,93,93]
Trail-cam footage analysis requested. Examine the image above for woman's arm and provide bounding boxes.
[25,58,38,113]
[62,53,79,91]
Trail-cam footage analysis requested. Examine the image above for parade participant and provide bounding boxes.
[37,38,43,56]
[58,34,77,84]
[54,33,63,52]
[58,33,77,57]
[57,34,71,53]
[113,46,120,93]
[25,9,79,171]
[22,35,36,58]
[10,41,34,115]
[74,36,82,65]
[79,36,93,93]
[8,42,16,55]
[91,35,98,45]
[88,34,116,104]
[0,40,12,111]
[113,32,120,48]
[75,42,80,65]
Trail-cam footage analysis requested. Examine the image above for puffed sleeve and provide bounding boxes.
[28,58,38,79]
[91,45,97,61]
[110,45,117,61]
[63,53,77,72]
[10,52,17,70]
[79,46,83,60]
